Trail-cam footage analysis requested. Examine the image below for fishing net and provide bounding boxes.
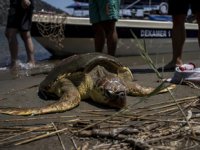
[34,13,67,49]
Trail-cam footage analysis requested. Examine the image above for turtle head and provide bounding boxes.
[90,76,127,109]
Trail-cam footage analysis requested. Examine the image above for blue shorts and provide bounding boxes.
[89,0,120,24]
[168,0,200,15]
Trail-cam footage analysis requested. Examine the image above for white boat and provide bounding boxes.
[31,14,199,57]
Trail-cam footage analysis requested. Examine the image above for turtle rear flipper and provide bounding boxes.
[0,81,81,116]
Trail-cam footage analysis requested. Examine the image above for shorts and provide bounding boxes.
[6,0,34,31]
[168,0,200,15]
[89,0,120,24]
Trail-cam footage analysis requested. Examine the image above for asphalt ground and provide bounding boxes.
[1,25,200,149]
[0,50,200,149]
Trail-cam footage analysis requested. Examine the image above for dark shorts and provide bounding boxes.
[6,0,34,31]
[168,0,200,15]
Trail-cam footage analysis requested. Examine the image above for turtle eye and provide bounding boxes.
[97,86,104,92]
[105,90,113,97]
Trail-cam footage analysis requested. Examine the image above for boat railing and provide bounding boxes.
[125,0,141,9]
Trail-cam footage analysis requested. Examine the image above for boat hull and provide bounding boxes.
[31,14,199,57]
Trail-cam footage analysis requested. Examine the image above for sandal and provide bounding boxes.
[157,62,180,72]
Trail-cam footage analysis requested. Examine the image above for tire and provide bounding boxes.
[159,2,168,14]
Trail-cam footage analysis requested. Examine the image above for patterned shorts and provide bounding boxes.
[89,0,120,24]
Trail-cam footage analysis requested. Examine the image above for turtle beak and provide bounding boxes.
[116,91,127,108]
[107,91,127,109]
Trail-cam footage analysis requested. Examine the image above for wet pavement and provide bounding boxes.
[0,25,200,149]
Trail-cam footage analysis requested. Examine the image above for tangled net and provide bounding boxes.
[34,13,67,49]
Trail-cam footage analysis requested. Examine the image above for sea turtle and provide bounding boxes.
[0,53,175,116]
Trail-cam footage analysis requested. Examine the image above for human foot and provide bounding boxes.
[9,60,20,71]
[23,62,36,69]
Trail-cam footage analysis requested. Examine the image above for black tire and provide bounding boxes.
[159,2,168,14]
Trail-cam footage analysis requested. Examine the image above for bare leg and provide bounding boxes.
[161,14,186,70]
[196,12,200,47]
[92,23,105,53]
[171,14,186,66]
[103,21,118,56]
[20,31,35,64]
[5,28,19,68]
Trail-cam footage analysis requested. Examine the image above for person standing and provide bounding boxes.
[161,0,200,70]
[5,0,35,70]
[89,0,120,56]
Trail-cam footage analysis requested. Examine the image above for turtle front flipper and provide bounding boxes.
[0,80,81,116]
[126,81,176,96]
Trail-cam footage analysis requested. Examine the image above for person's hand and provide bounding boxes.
[21,0,31,9]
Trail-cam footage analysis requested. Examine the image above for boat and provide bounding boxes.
[31,13,199,57]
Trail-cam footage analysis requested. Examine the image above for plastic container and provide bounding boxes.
[179,63,195,71]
